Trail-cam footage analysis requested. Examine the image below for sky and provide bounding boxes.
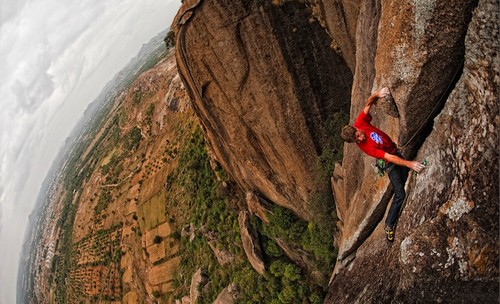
[0,0,181,302]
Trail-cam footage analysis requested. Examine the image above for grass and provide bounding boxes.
[138,191,167,232]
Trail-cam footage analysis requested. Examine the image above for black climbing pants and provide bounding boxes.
[385,164,409,228]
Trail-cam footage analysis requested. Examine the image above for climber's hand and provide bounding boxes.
[410,161,425,173]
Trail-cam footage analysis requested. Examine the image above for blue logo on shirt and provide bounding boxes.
[370,132,383,144]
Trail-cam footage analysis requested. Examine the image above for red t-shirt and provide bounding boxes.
[353,111,397,160]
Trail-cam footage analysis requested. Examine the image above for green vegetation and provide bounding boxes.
[164,30,175,49]
[317,110,349,181]
[167,127,239,301]
[124,126,143,151]
[258,205,336,279]
[146,103,156,119]
[138,191,167,232]
[153,235,163,244]
[101,151,122,175]
[94,190,112,214]
[308,110,348,233]
[152,290,162,298]
[168,126,335,303]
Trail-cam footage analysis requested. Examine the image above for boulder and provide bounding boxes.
[238,211,265,275]
[190,268,207,304]
[205,232,236,266]
[212,283,238,304]
[180,223,195,239]
[245,191,271,224]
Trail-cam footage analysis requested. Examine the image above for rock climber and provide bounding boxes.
[340,87,425,242]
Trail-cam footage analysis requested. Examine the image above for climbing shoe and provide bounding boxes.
[385,226,395,242]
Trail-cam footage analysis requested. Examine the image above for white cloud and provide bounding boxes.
[0,0,180,302]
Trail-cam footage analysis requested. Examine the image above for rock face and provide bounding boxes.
[245,191,271,224]
[326,0,499,302]
[205,232,237,266]
[238,211,265,275]
[190,268,207,304]
[213,283,238,304]
[334,0,481,264]
[306,0,360,72]
[173,0,499,302]
[173,0,352,221]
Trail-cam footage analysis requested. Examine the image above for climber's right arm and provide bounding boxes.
[363,88,390,115]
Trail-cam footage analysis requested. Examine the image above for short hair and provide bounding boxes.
[341,125,357,143]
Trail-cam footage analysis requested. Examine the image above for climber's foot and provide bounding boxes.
[385,226,395,242]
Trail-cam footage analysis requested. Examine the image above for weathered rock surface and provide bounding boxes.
[205,232,237,266]
[333,0,482,261]
[327,0,499,302]
[181,223,196,242]
[213,283,238,304]
[190,268,207,304]
[175,296,191,304]
[172,0,498,302]
[238,211,265,275]
[306,0,360,72]
[245,191,272,224]
[173,0,352,221]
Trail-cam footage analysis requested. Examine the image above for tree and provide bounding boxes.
[153,235,163,244]
[125,126,142,150]
[164,30,175,49]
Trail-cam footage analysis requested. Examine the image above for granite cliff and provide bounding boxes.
[173,0,498,302]
[327,0,499,302]
[174,0,353,221]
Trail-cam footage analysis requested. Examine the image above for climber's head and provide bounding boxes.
[341,125,365,143]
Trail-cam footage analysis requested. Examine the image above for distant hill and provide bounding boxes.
[18,28,176,304]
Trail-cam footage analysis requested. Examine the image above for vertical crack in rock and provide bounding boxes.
[327,0,498,301]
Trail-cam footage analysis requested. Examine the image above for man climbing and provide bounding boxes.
[340,87,425,242]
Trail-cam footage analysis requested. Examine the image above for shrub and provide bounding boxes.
[124,127,142,150]
[164,30,175,49]
[152,290,161,298]
[153,235,163,244]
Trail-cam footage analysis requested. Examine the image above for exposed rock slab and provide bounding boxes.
[173,0,352,221]
[245,191,271,224]
[190,268,207,304]
[333,0,480,267]
[238,211,265,275]
[205,232,237,266]
[326,0,499,302]
[213,283,238,304]
[306,0,360,72]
